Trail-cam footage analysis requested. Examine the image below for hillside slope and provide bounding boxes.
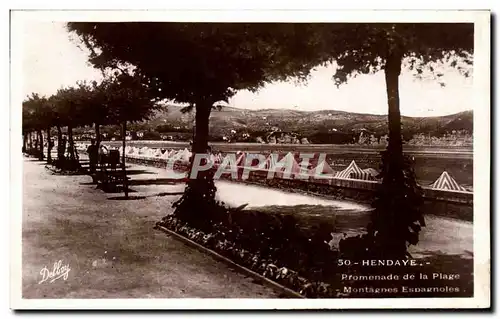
[128,105,473,141]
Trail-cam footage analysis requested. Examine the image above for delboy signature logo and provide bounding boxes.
[38,260,71,284]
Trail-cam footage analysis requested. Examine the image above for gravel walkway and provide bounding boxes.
[22,158,282,298]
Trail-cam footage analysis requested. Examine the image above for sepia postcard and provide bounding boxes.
[10,9,490,310]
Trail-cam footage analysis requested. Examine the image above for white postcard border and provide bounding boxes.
[9,9,491,309]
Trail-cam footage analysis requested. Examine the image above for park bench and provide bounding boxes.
[91,150,129,192]
[94,169,131,192]
[79,159,90,170]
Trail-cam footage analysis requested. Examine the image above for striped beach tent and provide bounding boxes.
[160,150,170,160]
[308,160,336,183]
[180,148,192,163]
[210,153,224,165]
[138,146,149,154]
[309,160,336,177]
[272,152,301,178]
[307,153,322,168]
[236,152,246,167]
[263,154,279,170]
[363,167,380,179]
[235,151,262,168]
[216,153,224,163]
[285,152,302,174]
[209,154,217,165]
[169,149,180,159]
[430,171,466,191]
[153,148,162,157]
[145,148,156,159]
[335,160,371,180]
[236,152,262,168]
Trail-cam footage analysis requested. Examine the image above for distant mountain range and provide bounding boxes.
[128,105,473,142]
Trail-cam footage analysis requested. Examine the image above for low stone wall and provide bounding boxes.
[124,155,473,221]
[422,187,473,205]
[125,156,191,171]
[238,170,473,221]
[76,141,474,221]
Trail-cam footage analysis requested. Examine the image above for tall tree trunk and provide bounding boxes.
[172,99,216,231]
[121,121,128,199]
[385,50,403,159]
[56,125,64,161]
[22,134,27,152]
[46,127,52,163]
[383,46,406,188]
[28,132,33,149]
[95,122,101,148]
[38,130,44,160]
[361,44,424,260]
[192,102,211,156]
[34,132,38,151]
[68,125,75,161]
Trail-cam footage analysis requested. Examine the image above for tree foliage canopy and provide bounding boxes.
[67,23,325,104]
[22,73,159,135]
[312,23,474,86]
[97,72,159,124]
[68,22,474,97]
[22,93,52,132]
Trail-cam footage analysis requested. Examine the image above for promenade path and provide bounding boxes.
[22,157,282,298]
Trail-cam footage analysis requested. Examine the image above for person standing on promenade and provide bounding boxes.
[87,139,98,174]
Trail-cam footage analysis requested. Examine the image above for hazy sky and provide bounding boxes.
[22,21,474,117]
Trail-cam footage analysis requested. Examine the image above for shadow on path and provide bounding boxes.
[107,191,184,201]
[155,191,185,196]
[98,186,137,194]
[107,195,148,200]
[122,169,156,175]
[128,178,187,186]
